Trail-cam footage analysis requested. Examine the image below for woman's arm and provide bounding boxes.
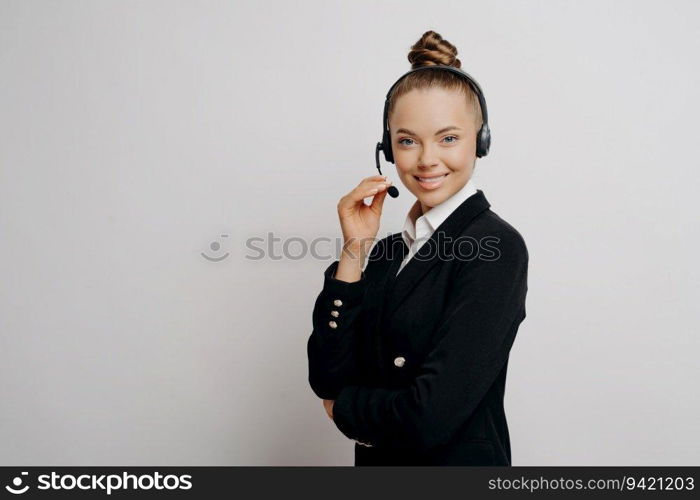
[306,253,369,400]
[330,232,529,451]
[307,176,391,401]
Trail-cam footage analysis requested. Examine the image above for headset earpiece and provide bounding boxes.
[476,123,491,158]
[382,129,393,163]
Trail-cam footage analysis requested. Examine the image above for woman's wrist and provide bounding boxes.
[335,252,363,283]
[334,238,371,283]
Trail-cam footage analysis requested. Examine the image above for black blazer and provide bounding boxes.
[307,189,529,466]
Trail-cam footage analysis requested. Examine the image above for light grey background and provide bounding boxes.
[1,0,698,465]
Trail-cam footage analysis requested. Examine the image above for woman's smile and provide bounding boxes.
[414,172,450,190]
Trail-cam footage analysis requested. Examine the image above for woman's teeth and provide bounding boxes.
[415,173,449,190]
[415,174,448,183]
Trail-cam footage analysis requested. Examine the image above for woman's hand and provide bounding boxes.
[323,399,335,420]
[337,175,392,260]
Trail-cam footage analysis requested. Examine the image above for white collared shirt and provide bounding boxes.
[397,177,478,276]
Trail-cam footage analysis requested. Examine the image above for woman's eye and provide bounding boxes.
[399,136,458,146]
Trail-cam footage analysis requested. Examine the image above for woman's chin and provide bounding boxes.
[416,189,449,205]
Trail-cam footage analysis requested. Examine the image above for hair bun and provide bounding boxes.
[407,30,461,69]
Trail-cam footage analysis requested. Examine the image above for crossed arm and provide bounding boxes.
[308,235,528,451]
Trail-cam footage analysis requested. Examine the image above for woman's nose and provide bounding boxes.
[418,145,439,167]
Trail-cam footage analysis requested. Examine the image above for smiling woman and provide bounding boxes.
[307,29,529,466]
[387,38,486,215]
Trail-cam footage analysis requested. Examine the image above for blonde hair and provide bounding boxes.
[387,30,483,129]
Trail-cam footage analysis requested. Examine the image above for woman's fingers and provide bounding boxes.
[338,178,393,210]
[353,178,393,202]
[369,184,388,214]
[361,182,388,198]
[322,399,334,420]
[357,175,391,193]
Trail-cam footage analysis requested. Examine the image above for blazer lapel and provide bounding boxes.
[383,189,491,320]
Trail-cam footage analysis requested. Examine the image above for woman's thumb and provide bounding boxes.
[369,188,388,215]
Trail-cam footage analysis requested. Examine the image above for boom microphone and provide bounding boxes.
[375,142,399,198]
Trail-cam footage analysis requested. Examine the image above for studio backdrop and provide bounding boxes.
[1,0,698,465]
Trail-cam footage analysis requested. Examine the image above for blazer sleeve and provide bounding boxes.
[306,259,368,400]
[331,233,529,451]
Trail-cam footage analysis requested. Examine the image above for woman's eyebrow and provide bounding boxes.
[395,126,461,136]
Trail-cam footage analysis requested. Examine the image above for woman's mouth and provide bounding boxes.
[414,173,449,190]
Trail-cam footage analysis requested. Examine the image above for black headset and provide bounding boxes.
[375,64,491,198]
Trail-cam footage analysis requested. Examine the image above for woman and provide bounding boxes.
[307,30,529,466]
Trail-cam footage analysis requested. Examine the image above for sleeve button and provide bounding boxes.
[328,321,338,329]
[333,299,343,307]
[330,310,339,317]
[393,356,406,367]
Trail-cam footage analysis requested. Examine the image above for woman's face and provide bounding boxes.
[389,86,479,214]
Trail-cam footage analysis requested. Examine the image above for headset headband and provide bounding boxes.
[382,65,489,129]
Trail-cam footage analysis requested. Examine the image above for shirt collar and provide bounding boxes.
[401,177,478,248]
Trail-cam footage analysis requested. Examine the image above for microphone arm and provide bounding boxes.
[375,142,399,198]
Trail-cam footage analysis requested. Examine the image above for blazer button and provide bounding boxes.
[393,356,406,368]
[330,310,339,318]
[333,299,343,307]
[328,321,338,329]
